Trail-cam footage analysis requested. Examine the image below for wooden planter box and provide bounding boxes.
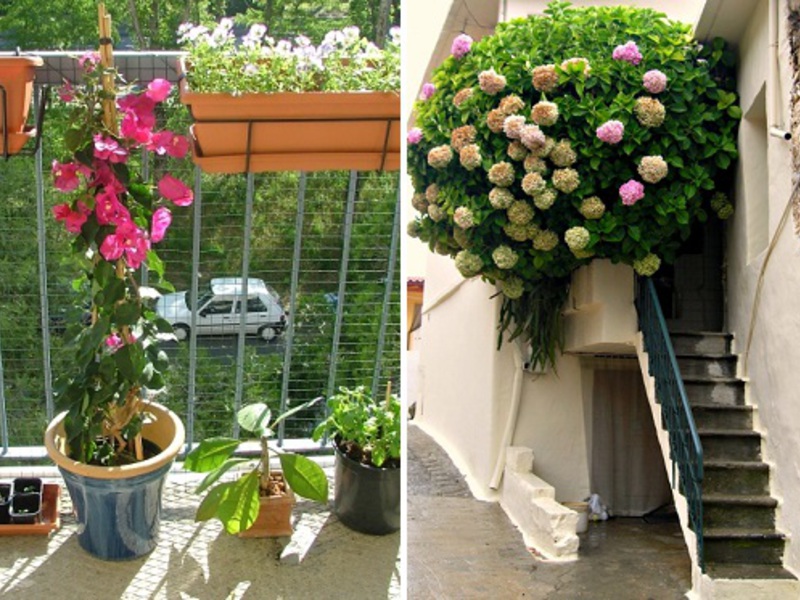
[0,56,43,156]
[177,58,399,174]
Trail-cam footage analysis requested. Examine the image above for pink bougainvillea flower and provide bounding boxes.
[158,174,193,207]
[105,334,123,351]
[612,41,642,65]
[419,82,435,101]
[53,201,89,233]
[94,188,131,226]
[58,80,75,103]
[52,160,83,192]
[100,221,150,268]
[407,127,423,145]
[91,162,126,195]
[145,78,172,102]
[93,134,129,164]
[117,94,156,129]
[151,207,172,243]
[120,111,152,145]
[78,51,100,72]
[149,130,189,159]
[643,69,668,94]
[451,33,473,59]
[620,179,645,206]
[596,120,624,144]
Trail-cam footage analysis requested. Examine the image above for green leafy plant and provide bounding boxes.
[313,385,400,468]
[179,19,400,94]
[407,1,739,370]
[185,398,329,534]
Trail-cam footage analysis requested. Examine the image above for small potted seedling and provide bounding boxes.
[10,478,42,525]
[186,398,328,537]
[0,483,11,524]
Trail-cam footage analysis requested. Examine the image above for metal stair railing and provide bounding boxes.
[635,276,705,571]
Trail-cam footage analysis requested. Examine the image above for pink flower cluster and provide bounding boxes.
[596,120,624,144]
[52,68,193,271]
[612,41,642,66]
[643,69,667,94]
[407,127,423,145]
[451,33,473,59]
[419,82,435,101]
[619,180,645,206]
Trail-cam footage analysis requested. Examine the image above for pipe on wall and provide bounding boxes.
[489,338,525,490]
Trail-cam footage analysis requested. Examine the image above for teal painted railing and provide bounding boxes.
[635,276,704,571]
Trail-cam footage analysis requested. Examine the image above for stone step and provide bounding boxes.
[670,331,732,355]
[699,430,762,462]
[677,354,738,379]
[704,562,798,580]
[683,377,745,407]
[704,528,785,565]
[691,404,753,430]
[703,460,770,496]
[703,494,777,530]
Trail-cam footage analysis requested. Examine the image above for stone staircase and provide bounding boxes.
[671,331,797,581]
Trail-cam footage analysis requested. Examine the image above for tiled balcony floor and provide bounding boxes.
[0,464,401,599]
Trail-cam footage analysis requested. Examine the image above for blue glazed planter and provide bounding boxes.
[333,443,400,535]
[44,402,184,561]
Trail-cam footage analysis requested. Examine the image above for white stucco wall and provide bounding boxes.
[724,0,800,575]
[505,0,703,23]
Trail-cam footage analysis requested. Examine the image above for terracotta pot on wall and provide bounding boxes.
[0,56,43,155]
[177,58,400,174]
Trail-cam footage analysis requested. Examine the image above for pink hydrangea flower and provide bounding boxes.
[145,78,172,102]
[620,179,645,206]
[596,120,624,144]
[419,83,435,101]
[612,41,642,66]
[407,127,423,145]
[151,207,172,243]
[158,174,194,207]
[52,160,83,192]
[451,33,473,59]
[643,69,668,94]
[93,134,129,163]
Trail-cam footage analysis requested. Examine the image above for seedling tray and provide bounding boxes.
[0,483,60,536]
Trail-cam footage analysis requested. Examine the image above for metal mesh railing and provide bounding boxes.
[0,54,400,458]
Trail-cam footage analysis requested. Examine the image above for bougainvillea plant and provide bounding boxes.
[408,1,740,370]
[52,51,193,465]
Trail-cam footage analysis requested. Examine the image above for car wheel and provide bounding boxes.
[173,324,190,342]
[258,325,277,342]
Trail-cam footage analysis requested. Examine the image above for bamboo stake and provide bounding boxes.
[385,380,392,409]
[97,4,118,134]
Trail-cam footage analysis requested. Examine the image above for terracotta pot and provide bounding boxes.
[44,401,185,560]
[238,473,296,538]
[0,56,42,155]
[177,57,399,174]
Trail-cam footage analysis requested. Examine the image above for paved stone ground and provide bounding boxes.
[408,424,692,599]
[0,463,400,599]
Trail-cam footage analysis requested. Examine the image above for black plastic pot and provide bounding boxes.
[13,477,42,496]
[10,493,41,524]
[0,483,11,525]
[333,443,400,535]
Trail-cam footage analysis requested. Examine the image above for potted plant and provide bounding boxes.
[407,1,740,370]
[43,6,194,560]
[313,385,400,535]
[0,54,43,155]
[176,20,400,173]
[185,399,328,537]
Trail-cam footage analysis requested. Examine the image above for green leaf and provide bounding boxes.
[195,458,250,494]
[185,438,240,472]
[727,105,742,119]
[272,397,322,429]
[217,470,262,534]
[279,453,329,502]
[114,301,140,326]
[237,403,271,436]
[196,480,235,522]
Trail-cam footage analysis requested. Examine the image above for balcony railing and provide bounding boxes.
[635,276,704,570]
[0,52,400,459]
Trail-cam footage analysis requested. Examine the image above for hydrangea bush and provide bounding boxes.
[408,2,739,369]
[180,19,400,94]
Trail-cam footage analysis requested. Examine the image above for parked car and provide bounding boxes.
[155,278,287,341]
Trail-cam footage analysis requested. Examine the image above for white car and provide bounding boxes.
[155,278,287,341]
